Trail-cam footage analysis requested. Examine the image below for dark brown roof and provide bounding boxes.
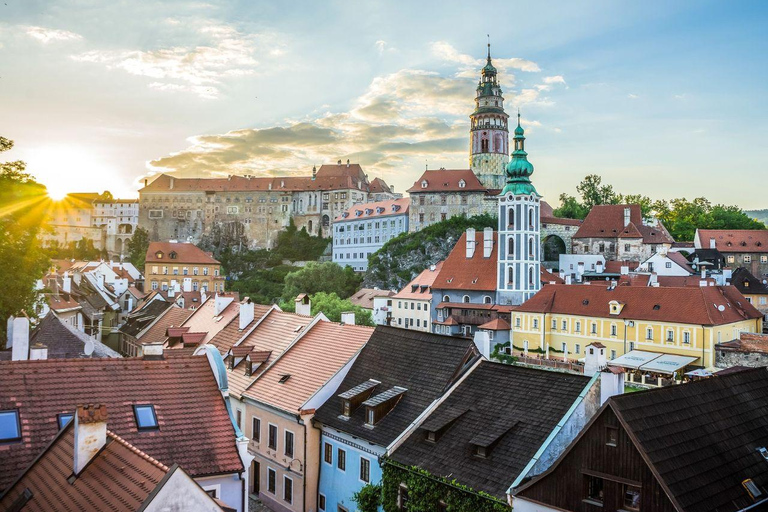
[515,284,762,326]
[391,361,592,499]
[407,169,488,193]
[731,267,768,296]
[0,355,244,490]
[574,204,674,244]
[609,368,768,512]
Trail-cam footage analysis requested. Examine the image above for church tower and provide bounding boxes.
[497,113,541,305]
[470,41,509,191]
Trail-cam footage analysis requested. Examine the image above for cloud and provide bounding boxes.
[430,41,540,73]
[628,93,639,99]
[72,21,281,98]
[375,40,396,54]
[25,26,83,44]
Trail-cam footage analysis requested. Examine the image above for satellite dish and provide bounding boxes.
[84,339,95,357]
[717,305,725,312]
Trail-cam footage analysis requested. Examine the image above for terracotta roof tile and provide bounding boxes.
[207,303,273,354]
[179,297,240,345]
[243,321,373,412]
[574,204,674,244]
[0,355,243,490]
[433,231,497,292]
[394,261,444,300]
[407,169,488,193]
[696,229,768,253]
[516,284,762,325]
[348,288,396,309]
[146,242,220,265]
[335,198,410,221]
[478,318,511,330]
[136,306,193,345]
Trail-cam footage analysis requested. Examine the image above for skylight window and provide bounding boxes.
[279,374,292,384]
[134,405,159,430]
[57,413,74,430]
[0,410,21,442]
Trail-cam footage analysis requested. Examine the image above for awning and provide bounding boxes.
[686,368,713,378]
[641,354,698,374]
[608,350,660,369]
[608,350,698,375]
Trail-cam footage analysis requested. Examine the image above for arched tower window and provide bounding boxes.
[508,237,515,257]
[508,266,514,285]
[529,237,535,258]
[529,266,535,287]
[481,138,489,153]
[508,208,515,229]
[529,207,534,229]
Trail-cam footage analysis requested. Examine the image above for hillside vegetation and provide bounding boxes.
[363,214,497,291]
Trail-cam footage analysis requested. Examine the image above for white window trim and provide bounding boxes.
[202,483,221,499]
[359,456,371,483]
[251,416,260,441]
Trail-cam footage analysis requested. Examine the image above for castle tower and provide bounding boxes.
[470,41,510,190]
[497,113,541,305]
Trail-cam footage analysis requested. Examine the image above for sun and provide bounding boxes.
[46,187,69,201]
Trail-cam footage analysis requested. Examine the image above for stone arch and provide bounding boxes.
[114,237,123,255]
[542,234,567,269]
[308,220,313,234]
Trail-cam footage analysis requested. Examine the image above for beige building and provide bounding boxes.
[391,261,443,331]
[41,193,105,252]
[145,241,225,293]
[241,319,373,512]
[138,162,395,248]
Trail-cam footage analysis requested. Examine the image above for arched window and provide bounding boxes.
[528,207,534,229]
[443,295,450,303]
[529,267,535,287]
[462,295,470,303]
[508,208,515,229]
[508,237,515,256]
[481,138,489,152]
[483,296,492,304]
[529,237,535,258]
[508,266,514,285]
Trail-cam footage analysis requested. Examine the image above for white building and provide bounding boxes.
[638,250,695,276]
[392,262,443,332]
[332,198,410,271]
[92,198,140,257]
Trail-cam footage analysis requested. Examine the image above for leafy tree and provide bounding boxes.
[281,291,374,326]
[352,484,382,512]
[126,226,150,269]
[282,262,362,302]
[228,264,298,305]
[0,136,50,336]
[552,193,589,219]
[576,174,620,209]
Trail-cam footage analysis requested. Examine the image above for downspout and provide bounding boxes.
[303,414,308,512]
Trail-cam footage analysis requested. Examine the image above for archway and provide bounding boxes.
[542,235,567,269]
[308,220,313,234]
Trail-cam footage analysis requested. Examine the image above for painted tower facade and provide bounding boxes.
[497,114,541,305]
[470,44,510,191]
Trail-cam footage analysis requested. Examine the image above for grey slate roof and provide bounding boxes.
[28,314,120,358]
[390,361,592,499]
[731,267,768,295]
[313,325,478,448]
[609,367,768,512]
[120,300,172,338]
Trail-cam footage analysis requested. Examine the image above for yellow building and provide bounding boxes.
[510,284,762,369]
[145,241,225,293]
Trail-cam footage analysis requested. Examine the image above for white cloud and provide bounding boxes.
[375,40,396,54]
[25,26,83,44]
[430,41,540,73]
[543,75,566,85]
[71,21,282,99]
[628,93,639,99]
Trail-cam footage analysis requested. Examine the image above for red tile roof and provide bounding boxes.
[136,306,193,345]
[243,320,373,412]
[665,251,695,273]
[0,423,174,512]
[479,318,511,330]
[146,242,220,265]
[335,197,410,221]
[207,303,273,354]
[515,284,762,325]
[0,355,244,490]
[696,229,768,253]
[348,288,396,309]
[541,267,564,285]
[407,169,488,193]
[394,261,444,300]
[179,297,240,345]
[574,204,674,244]
[434,231,498,292]
[540,201,582,226]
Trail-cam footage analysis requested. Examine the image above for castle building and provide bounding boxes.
[470,43,510,191]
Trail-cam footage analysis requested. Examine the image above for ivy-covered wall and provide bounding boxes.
[381,460,509,512]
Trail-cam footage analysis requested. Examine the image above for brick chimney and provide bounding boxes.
[466,228,476,258]
[295,294,311,316]
[74,404,108,475]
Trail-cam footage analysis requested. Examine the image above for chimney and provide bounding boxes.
[465,228,476,258]
[141,342,165,359]
[346,159,350,167]
[623,207,631,227]
[214,294,233,316]
[565,274,572,285]
[599,368,625,405]
[29,342,48,360]
[239,299,255,330]
[429,264,436,272]
[201,289,207,304]
[596,261,604,274]
[483,227,493,258]
[144,178,148,187]
[649,273,659,287]
[620,265,629,276]
[74,404,108,475]
[340,311,356,325]
[183,277,192,293]
[709,237,716,249]
[295,294,311,316]
[8,316,30,361]
[312,165,316,181]
[338,159,342,165]
[473,330,491,359]
[584,343,607,375]
[169,177,174,190]
[168,281,176,298]
[62,272,72,294]
[701,269,707,279]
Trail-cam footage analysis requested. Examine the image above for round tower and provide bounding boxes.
[470,41,510,191]
[497,113,541,305]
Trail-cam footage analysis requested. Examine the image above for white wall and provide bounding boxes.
[144,467,224,512]
[196,473,244,512]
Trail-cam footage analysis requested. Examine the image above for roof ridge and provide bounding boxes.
[106,430,170,472]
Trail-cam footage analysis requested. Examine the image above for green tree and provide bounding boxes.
[285,291,374,325]
[576,174,620,208]
[282,261,362,302]
[0,136,51,336]
[552,193,589,219]
[126,226,150,269]
[352,484,382,512]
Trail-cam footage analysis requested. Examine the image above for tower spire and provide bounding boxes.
[487,34,491,61]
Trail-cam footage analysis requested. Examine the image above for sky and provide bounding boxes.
[1,0,767,208]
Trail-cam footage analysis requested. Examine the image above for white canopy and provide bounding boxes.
[608,350,698,374]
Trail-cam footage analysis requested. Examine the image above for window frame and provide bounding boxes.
[133,404,159,431]
[252,416,261,442]
[0,409,21,442]
[267,467,276,494]
[324,442,333,465]
[267,423,278,450]
[57,412,74,430]
[283,475,293,504]
[337,447,346,471]
[360,456,371,483]
[284,429,295,458]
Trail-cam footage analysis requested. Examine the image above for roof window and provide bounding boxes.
[0,410,21,442]
[470,419,518,458]
[338,379,380,417]
[133,405,159,430]
[57,412,74,430]
[155,251,163,259]
[363,387,407,426]
[582,299,589,306]
[279,374,292,384]
[169,251,177,259]
[653,304,661,310]
[421,180,428,188]
[420,407,466,443]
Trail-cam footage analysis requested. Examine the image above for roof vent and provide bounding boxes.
[758,447,768,461]
[278,374,291,384]
[653,304,661,310]
[582,299,589,306]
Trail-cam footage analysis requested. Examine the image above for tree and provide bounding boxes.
[126,226,150,269]
[295,291,374,326]
[576,174,620,209]
[0,136,50,337]
[552,193,588,219]
[282,261,362,302]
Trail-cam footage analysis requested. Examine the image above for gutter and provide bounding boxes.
[738,496,768,511]
[507,372,599,493]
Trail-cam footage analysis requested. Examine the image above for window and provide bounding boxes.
[606,425,619,446]
[727,255,735,263]
[267,468,276,494]
[283,476,293,504]
[667,330,674,342]
[744,255,752,263]
[611,325,617,336]
[324,442,333,464]
[360,457,371,483]
[319,494,326,511]
[533,318,539,329]
[236,409,242,429]
[575,321,581,332]
[264,422,280,450]
[762,255,768,263]
[646,327,653,340]
[683,331,691,345]
[252,417,260,442]
[611,350,617,359]
[337,448,346,471]
[0,410,21,442]
[552,319,557,329]
[285,430,294,458]
[515,317,521,328]
[624,243,630,252]
[462,295,470,303]
[575,344,581,354]
[57,412,74,429]
[623,484,641,511]
[133,405,158,430]
[591,323,597,334]
[397,484,409,511]
[562,320,567,330]
[585,475,604,505]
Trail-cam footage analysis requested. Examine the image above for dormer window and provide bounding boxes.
[338,380,380,418]
[57,412,74,429]
[155,252,163,259]
[169,251,177,260]
[363,387,407,426]
[458,179,466,188]
[420,407,466,443]
[609,300,625,315]
[278,374,291,384]
[470,420,518,458]
[421,180,428,189]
